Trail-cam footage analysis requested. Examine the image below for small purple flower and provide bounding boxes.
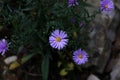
[71,17,76,23]
[49,29,68,50]
[73,49,88,65]
[68,0,79,7]
[100,0,114,13]
[0,39,10,55]
[79,22,84,27]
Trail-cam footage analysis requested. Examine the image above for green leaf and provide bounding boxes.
[41,54,49,80]
[17,45,24,54]
[80,1,94,7]
[22,53,35,64]
[0,1,4,12]
[59,68,68,76]
[9,53,35,70]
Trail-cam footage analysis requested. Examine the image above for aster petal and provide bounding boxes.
[2,39,5,42]
[59,42,65,49]
[61,39,68,43]
[62,34,68,39]
[49,36,56,41]
[1,49,6,55]
[0,39,9,55]
[68,0,79,7]
[57,43,61,50]
[52,30,60,37]
[61,40,67,44]
[50,41,57,48]
[75,2,79,5]
[55,42,61,50]
[68,4,72,7]
[59,31,68,39]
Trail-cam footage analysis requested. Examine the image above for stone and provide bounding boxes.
[106,30,116,42]
[114,0,120,10]
[110,53,120,80]
[4,56,17,65]
[87,74,100,80]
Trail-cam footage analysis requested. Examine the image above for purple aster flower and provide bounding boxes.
[68,0,79,7]
[49,29,68,50]
[100,0,114,13]
[73,49,88,65]
[71,17,76,23]
[0,39,10,55]
[79,22,85,27]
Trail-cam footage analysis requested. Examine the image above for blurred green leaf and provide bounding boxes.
[57,61,62,68]
[80,1,94,7]
[67,62,74,71]
[41,54,49,80]
[22,53,35,63]
[9,61,20,70]
[9,53,35,70]
[60,68,68,76]
[0,1,3,12]
[17,45,24,54]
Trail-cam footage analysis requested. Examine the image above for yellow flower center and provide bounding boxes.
[79,54,83,59]
[56,37,62,42]
[105,4,109,8]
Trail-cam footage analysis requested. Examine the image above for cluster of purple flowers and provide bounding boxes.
[49,29,89,65]
[0,0,115,66]
[0,39,10,55]
[68,0,114,13]
[50,0,94,64]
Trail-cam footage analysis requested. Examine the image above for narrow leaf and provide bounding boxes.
[22,53,35,64]
[41,54,49,80]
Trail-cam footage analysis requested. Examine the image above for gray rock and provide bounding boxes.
[106,30,116,42]
[4,56,17,65]
[86,0,120,75]
[114,0,120,10]
[97,40,111,73]
[87,74,100,80]
[110,54,120,80]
